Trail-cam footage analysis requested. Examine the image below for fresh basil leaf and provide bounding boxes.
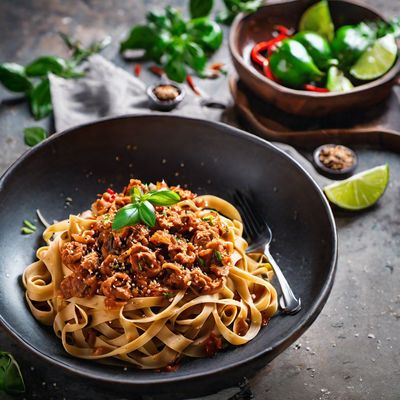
[184,42,207,73]
[120,25,157,52]
[190,0,214,19]
[147,189,181,206]
[236,0,262,12]
[216,10,235,25]
[29,78,52,120]
[0,352,25,394]
[188,18,223,51]
[130,187,143,203]
[112,204,140,230]
[164,55,187,82]
[25,56,68,77]
[23,127,47,146]
[147,10,169,29]
[218,0,261,24]
[139,201,156,227]
[0,63,32,93]
[145,31,172,63]
[165,6,187,35]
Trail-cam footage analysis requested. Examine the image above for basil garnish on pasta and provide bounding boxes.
[112,188,180,230]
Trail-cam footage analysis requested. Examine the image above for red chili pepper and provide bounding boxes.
[149,65,165,77]
[251,34,287,66]
[262,59,276,81]
[134,63,141,77]
[274,25,292,36]
[251,42,271,66]
[186,75,201,96]
[304,84,330,93]
[210,62,225,71]
[107,188,116,195]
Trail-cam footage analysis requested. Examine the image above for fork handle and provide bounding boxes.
[263,245,301,314]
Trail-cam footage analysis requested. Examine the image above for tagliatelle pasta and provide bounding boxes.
[23,179,277,370]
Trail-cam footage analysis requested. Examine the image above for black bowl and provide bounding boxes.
[0,115,337,398]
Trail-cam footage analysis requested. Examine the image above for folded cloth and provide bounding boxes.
[50,54,226,132]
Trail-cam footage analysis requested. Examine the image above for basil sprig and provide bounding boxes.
[0,352,25,395]
[120,4,223,82]
[0,33,110,121]
[217,0,262,25]
[112,188,180,230]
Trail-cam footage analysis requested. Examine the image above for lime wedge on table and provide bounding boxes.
[324,165,389,210]
[327,66,353,92]
[299,0,335,42]
[350,34,397,80]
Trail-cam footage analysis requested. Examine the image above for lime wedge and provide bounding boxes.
[324,164,389,210]
[299,0,335,42]
[350,34,397,80]
[327,66,353,92]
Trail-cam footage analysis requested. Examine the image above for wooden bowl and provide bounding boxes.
[229,0,400,116]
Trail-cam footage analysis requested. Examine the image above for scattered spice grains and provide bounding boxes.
[318,145,355,171]
[153,84,180,102]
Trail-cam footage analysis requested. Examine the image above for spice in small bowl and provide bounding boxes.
[147,83,185,111]
[313,144,357,177]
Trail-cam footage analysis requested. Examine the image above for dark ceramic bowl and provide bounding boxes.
[0,115,337,398]
[229,0,400,116]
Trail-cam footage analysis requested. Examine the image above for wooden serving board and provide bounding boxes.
[230,77,400,152]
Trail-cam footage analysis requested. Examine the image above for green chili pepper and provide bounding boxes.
[269,39,324,88]
[331,23,375,68]
[293,31,337,70]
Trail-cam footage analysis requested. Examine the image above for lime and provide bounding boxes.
[326,66,353,92]
[350,34,397,80]
[299,0,335,42]
[323,164,389,210]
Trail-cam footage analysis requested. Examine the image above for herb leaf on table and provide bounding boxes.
[0,63,32,93]
[190,0,214,19]
[217,0,262,25]
[29,78,52,120]
[120,5,223,82]
[0,352,25,395]
[23,127,48,147]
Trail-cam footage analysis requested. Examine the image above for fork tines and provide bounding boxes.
[233,190,266,241]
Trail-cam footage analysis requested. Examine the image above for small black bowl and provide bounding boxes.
[0,115,337,398]
[147,83,185,111]
[313,144,358,179]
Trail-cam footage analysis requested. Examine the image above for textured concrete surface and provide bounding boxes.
[0,1,399,399]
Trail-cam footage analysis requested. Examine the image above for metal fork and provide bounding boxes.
[233,191,302,315]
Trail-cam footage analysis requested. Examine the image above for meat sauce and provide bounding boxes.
[60,179,234,308]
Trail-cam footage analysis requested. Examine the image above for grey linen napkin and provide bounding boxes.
[50,54,227,133]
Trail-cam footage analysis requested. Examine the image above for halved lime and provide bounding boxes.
[299,0,335,42]
[327,66,353,92]
[350,34,398,80]
[324,164,389,210]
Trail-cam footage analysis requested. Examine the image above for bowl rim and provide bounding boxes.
[229,0,400,98]
[0,114,338,386]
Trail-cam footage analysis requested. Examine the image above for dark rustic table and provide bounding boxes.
[1,1,399,399]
